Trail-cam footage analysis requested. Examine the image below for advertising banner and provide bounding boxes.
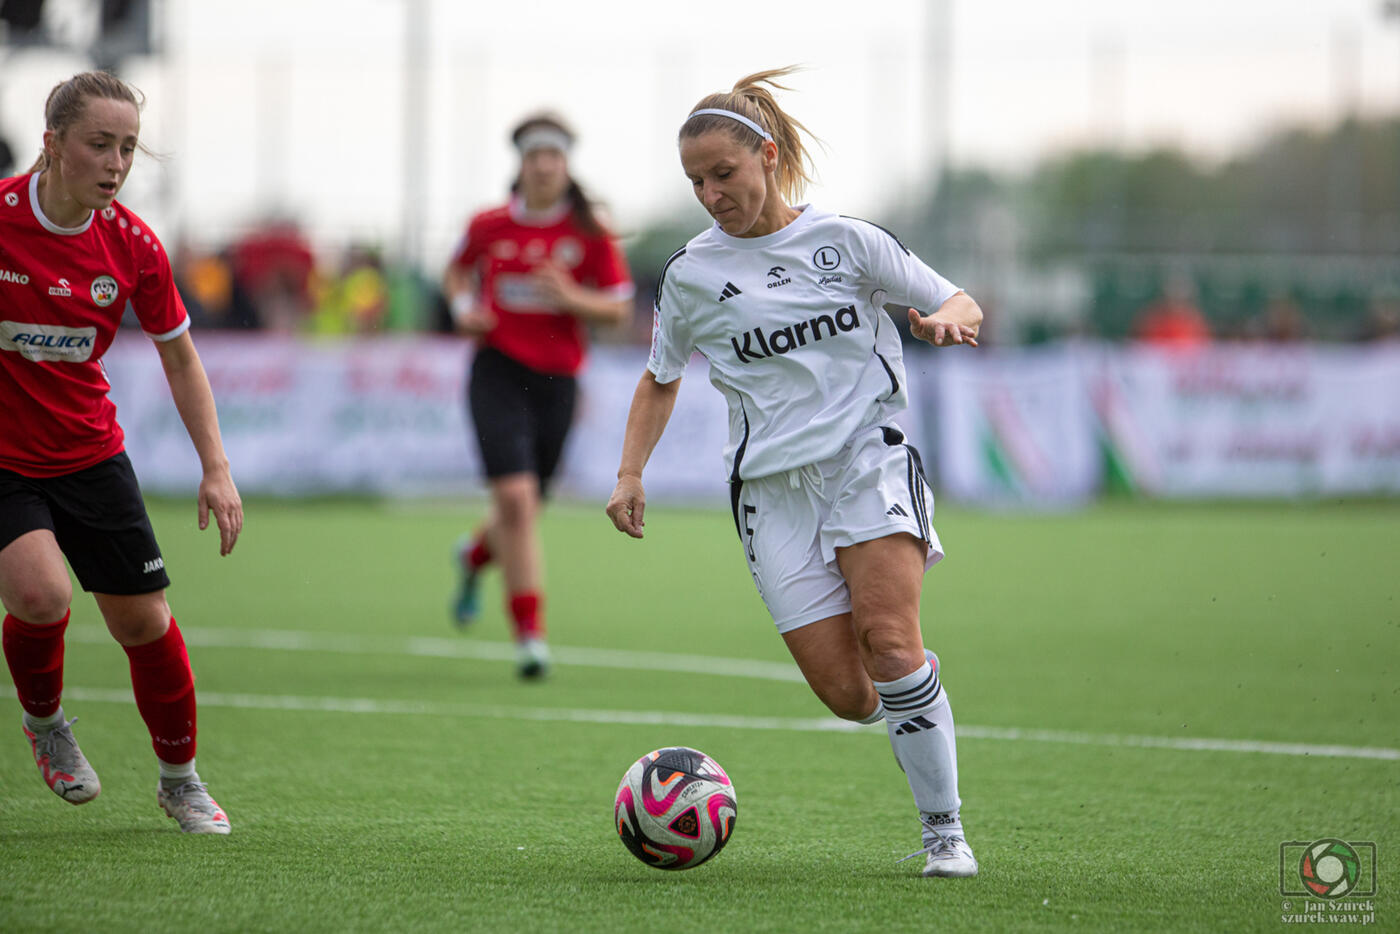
[1094,345,1400,497]
[934,346,1101,505]
[102,333,1400,502]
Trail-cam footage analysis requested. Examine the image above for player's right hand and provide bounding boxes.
[453,308,497,337]
[606,476,647,538]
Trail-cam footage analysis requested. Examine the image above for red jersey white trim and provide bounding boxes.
[29,173,95,236]
[147,318,192,343]
[0,173,190,478]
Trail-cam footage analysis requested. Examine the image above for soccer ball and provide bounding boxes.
[614,746,737,870]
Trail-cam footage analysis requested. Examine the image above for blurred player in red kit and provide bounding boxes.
[444,113,633,678]
[0,72,242,833]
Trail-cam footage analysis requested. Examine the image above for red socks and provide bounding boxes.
[123,619,197,764]
[5,611,199,763]
[2,610,70,718]
[469,536,544,641]
[466,535,492,570]
[509,592,544,640]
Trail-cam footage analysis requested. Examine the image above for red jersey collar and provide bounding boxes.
[29,172,95,236]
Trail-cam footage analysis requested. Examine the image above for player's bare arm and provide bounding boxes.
[907,291,982,347]
[443,264,496,336]
[531,260,631,326]
[606,372,682,538]
[155,332,243,556]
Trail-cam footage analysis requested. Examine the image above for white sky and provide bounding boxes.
[2,0,1399,270]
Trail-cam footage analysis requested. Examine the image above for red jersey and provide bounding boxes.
[448,196,633,376]
[0,173,190,478]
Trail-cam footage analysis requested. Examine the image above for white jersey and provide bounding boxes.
[648,205,960,480]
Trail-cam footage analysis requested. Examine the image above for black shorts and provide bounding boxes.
[467,346,578,493]
[0,452,171,595]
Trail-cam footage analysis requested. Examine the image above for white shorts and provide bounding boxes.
[730,425,944,633]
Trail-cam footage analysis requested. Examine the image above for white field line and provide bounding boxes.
[66,625,808,683]
[63,628,1400,762]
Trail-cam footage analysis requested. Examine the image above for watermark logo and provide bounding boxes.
[1280,838,1378,925]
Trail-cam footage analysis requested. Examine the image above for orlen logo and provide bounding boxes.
[49,278,72,297]
[0,321,98,363]
[4,193,17,207]
[730,304,860,364]
[90,275,119,307]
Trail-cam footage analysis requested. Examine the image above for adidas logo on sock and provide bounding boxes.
[893,715,937,735]
[886,503,909,517]
[717,282,742,302]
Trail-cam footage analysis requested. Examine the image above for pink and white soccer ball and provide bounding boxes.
[614,746,737,870]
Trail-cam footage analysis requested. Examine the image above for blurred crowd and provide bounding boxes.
[169,219,656,344]
[1125,275,1400,352]
[167,219,1399,348]
[171,220,448,336]
[1124,274,1400,347]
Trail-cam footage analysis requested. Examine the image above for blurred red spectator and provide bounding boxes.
[1133,274,1210,347]
[230,219,317,332]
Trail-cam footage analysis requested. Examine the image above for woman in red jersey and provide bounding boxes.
[444,113,633,679]
[0,72,241,833]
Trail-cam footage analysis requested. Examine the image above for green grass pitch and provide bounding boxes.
[1,497,1396,932]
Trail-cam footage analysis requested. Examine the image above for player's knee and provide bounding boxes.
[3,579,72,624]
[858,626,926,683]
[99,596,171,646]
[815,680,880,722]
[496,494,537,529]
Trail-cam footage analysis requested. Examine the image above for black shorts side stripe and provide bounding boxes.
[883,426,931,545]
[904,447,931,544]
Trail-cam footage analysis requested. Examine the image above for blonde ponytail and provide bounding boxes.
[680,66,817,203]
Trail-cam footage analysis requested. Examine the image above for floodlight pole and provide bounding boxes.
[400,0,428,274]
[1386,2,1400,112]
[923,0,952,199]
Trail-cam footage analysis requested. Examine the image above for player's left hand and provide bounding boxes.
[530,261,579,310]
[199,466,243,556]
[908,308,979,348]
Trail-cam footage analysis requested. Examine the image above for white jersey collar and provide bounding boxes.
[708,203,818,250]
[508,194,571,227]
[29,172,95,236]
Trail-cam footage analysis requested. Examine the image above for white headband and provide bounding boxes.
[515,127,572,155]
[685,108,774,142]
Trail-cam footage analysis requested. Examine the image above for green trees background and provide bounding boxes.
[624,116,1400,342]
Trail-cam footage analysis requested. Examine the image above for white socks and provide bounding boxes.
[158,757,197,784]
[23,707,65,732]
[857,700,886,725]
[873,656,962,826]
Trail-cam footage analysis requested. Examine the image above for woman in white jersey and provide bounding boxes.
[605,68,983,877]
